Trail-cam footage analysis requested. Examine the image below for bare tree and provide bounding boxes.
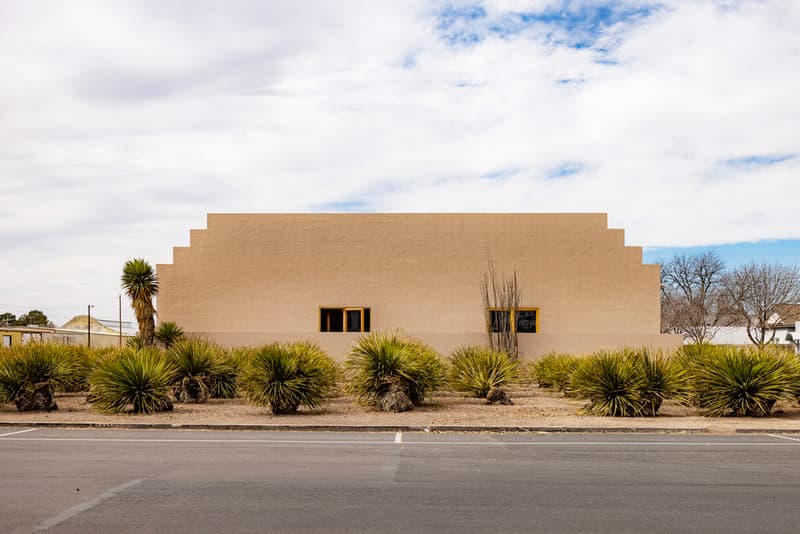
[480,257,521,359]
[660,252,726,344]
[722,262,800,349]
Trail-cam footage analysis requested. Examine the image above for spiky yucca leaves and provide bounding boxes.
[155,321,185,349]
[209,347,249,399]
[166,339,224,403]
[241,342,337,414]
[126,335,145,350]
[571,351,644,416]
[690,347,796,417]
[345,331,446,408]
[570,348,685,417]
[531,353,580,392]
[89,348,175,414]
[0,344,80,404]
[635,348,686,416]
[121,258,158,346]
[449,346,517,398]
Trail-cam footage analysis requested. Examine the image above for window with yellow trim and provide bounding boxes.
[320,307,371,333]
[487,308,537,333]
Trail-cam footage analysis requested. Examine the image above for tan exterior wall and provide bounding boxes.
[157,213,681,360]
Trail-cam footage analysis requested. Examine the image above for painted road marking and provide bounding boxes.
[33,478,144,532]
[1,436,798,446]
[768,434,800,442]
[0,428,37,438]
[395,432,402,443]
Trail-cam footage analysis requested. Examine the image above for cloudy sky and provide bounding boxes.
[1,0,798,326]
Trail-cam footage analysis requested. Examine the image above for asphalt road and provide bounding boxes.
[1,428,798,533]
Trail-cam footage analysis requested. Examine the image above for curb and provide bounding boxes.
[0,421,719,434]
[2,421,799,434]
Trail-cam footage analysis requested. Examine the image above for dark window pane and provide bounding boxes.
[321,308,344,332]
[488,310,511,333]
[345,309,362,332]
[363,308,371,332]
[515,309,537,333]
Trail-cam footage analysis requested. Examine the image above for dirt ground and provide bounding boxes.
[2,385,800,433]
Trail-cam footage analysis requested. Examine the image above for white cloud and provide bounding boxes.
[1,0,798,324]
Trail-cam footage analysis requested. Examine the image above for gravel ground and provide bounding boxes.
[2,385,800,433]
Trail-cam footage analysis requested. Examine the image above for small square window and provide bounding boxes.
[487,308,538,334]
[320,307,371,333]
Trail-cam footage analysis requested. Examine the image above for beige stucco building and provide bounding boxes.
[157,213,680,360]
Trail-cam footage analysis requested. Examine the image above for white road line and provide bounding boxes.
[768,433,800,442]
[395,432,402,443]
[0,428,37,438]
[33,477,144,532]
[0,437,798,446]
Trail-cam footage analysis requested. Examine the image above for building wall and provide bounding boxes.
[157,213,681,360]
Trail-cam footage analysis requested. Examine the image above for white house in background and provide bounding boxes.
[710,304,800,352]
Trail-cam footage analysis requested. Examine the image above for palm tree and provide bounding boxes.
[121,258,158,346]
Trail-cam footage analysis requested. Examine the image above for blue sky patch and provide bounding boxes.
[547,162,583,178]
[481,167,519,180]
[437,1,662,50]
[722,153,796,169]
[644,239,800,268]
[314,200,372,212]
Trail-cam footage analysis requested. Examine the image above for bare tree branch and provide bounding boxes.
[722,262,800,350]
[660,252,726,344]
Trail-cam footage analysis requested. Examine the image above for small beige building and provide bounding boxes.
[157,213,680,359]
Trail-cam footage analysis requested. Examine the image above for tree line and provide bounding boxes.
[660,252,800,348]
[0,310,52,327]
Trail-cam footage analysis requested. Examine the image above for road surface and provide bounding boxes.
[1,428,798,533]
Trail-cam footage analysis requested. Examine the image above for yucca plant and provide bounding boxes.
[126,336,145,350]
[531,352,580,393]
[449,346,517,398]
[570,348,685,417]
[345,331,446,411]
[240,342,337,414]
[60,346,99,393]
[634,348,686,416]
[89,348,176,414]
[570,351,645,416]
[155,321,185,349]
[208,347,249,399]
[0,344,80,411]
[166,339,223,403]
[690,347,795,417]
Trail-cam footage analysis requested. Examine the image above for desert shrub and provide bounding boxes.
[208,347,246,399]
[689,347,796,417]
[240,342,337,414]
[166,339,226,403]
[345,331,446,409]
[0,344,81,410]
[570,348,683,417]
[89,348,176,414]
[59,346,102,393]
[571,351,643,416]
[531,352,580,392]
[126,336,144,350]
[636,348,686,415]
[155,321,185,349]
[449,346,517,398]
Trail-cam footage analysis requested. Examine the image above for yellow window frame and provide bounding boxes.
[319,307,370,333]
[486,307,539,333]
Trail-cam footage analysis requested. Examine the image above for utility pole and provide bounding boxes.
[118,295,123,348]
[87,304,94,348]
